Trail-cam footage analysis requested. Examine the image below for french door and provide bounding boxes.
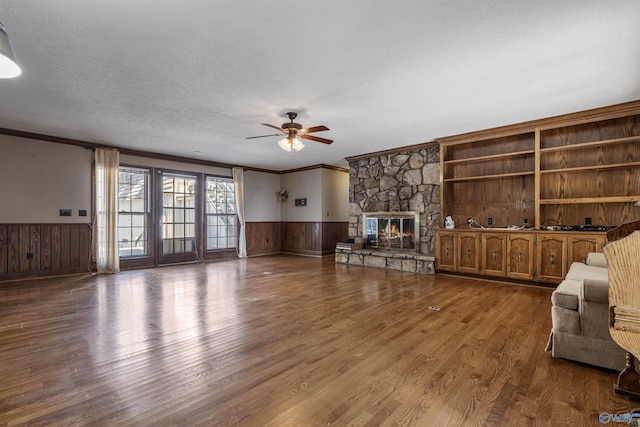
[157,171,200,264]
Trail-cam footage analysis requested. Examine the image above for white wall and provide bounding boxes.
[0,134,349,225]
[0,135,92,223]
[322,169,349,221]
[280,169,323,222]
[243,170,282,222]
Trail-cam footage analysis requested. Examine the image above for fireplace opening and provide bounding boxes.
[363,212,419,251]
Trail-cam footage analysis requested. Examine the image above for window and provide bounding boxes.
[205,176,237,250]
[118,167,150,257]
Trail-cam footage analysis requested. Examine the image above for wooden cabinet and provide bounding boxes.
[535,235,566,284]
[481,233,506,277]
[457,232,480,274]
[435,231,457,271]
[567,235,605,264]
[507,234,535,281]
[435,229,606,285]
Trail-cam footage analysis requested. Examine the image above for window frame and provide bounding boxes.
[204,175,238,252]
[117,165,152,260]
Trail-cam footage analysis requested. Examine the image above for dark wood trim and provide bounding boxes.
[0,128,349,174]
[437,99,640,145]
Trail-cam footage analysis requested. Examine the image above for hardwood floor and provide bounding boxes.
[0,255,634,426]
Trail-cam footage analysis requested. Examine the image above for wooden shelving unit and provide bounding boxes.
[436,100,640,284]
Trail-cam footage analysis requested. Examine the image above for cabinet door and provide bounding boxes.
[457,233,480,274]
[482,233,507,277]
[536,235,566,284]
[567,234,606,264]
[507,234,534,280]
[436,232,457,271]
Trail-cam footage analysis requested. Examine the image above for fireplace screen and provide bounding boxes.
[363,212,418,251]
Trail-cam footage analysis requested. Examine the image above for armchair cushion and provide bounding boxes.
[582,278,609,304]
[565,262,608,283]
[586,252,608,268]
[551,279,581,310]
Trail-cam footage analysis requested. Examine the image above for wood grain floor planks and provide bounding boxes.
[0,254,635,426]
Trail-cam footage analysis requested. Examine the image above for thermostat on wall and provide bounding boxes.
[294,198,307,207]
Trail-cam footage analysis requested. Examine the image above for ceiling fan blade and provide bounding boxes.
[300,134,333,144]
[261,123,284,132]
[301,125,329,133]
[246,133,285,139]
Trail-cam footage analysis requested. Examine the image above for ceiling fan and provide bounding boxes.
[246,112,332,153]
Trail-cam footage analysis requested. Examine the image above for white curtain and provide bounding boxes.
[233,167,247,258]
[95,148,120,273]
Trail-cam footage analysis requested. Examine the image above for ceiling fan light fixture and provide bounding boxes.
[278,137,305,153]
[278,137,292,152]
[0,22,22,79]
[291,137,305,151]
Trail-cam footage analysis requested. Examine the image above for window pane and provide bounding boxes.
[205,177,237,250]
[119,167,150,258]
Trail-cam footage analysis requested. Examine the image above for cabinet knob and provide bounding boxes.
[466,248,470,258]
[492,250,497,261]
[550,254,555,265]
[518,252,522,262]
[445,248,449,256]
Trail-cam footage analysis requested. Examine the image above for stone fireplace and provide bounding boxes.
[335,144,440,274]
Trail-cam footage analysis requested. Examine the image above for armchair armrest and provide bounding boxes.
[582,278,609,303]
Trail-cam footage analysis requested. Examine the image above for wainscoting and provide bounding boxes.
[0,221,348,281]
[0,224,92,280]
[247,221,348,257]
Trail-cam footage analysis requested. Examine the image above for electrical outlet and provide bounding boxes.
[488,217,493,225]
[585,217,592,225]
[26,252,33,260]
[523,218,529,225]
[59,209,72,216]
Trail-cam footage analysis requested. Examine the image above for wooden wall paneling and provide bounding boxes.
[69,224,80,267]
[282,222,322,256]
[6,226,18,273]
[321,222,349,254]
[19,225,30,273]
[51,225,61,270]
[30,225,40,272]
[0,225,6,274]
[60,224,71,269]
[245,222,283,256]
[39,225,51,271]
[79,224,91,269]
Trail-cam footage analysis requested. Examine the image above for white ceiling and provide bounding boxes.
[1,1,639,171]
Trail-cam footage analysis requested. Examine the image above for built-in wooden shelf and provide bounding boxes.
[443,149,535,164]
[539,196,640,204]
[443,171,536,182]
[540,162,640,174]
[539,135,640,153]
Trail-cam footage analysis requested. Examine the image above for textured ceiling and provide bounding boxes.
[1,1,639,171]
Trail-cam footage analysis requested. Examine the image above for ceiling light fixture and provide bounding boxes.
[277,131,305,154]
[0,22,21,78]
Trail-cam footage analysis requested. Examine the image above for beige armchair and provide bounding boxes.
[546,252,626,371]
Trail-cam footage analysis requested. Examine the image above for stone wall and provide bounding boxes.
[348,145,440,254]
[335,248,435,274]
